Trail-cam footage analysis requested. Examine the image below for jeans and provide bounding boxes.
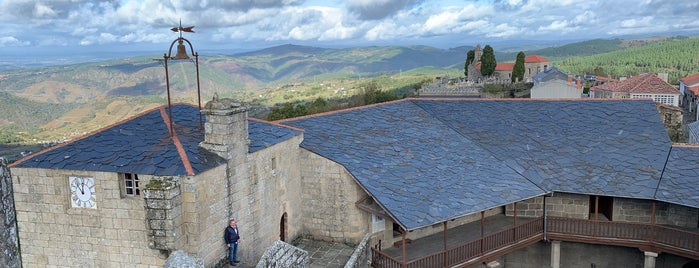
[229,242,238,263]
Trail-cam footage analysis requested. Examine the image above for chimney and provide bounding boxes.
[199,94,249,159]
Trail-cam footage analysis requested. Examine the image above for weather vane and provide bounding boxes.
[171,19,195,38]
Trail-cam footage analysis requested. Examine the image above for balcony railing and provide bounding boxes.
[372,217,699,267]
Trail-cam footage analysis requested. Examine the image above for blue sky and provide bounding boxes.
[1,0,698,54]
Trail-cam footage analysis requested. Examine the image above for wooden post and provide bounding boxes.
[594,196,599,221]
[402,230,407,268]
[443,221,448,267]
[480,211,485,254]
[513,202,518,241]
[594,196,599,237]
[651,202,656,243]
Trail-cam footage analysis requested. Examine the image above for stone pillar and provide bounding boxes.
[143,176,182,250]
[550,240,561,268]
[0,158,21,268]
[485,260,500,268]
[643,251,658,268]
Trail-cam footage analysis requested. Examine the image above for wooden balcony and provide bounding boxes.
[372,216,699,268]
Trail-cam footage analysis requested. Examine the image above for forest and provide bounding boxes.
[553,37,699,83]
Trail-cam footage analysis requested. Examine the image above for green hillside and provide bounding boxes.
[553,37,699,83]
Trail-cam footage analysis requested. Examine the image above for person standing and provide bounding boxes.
[224,219,240,266]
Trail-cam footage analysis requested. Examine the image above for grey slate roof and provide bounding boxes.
[657,145,699,208]
[281,98,690,231]
[13,104,301,176]
[532,67,569,84]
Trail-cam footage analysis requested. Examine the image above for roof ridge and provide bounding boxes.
[159,107,195,176]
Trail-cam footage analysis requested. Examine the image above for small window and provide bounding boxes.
[121,173,140,197]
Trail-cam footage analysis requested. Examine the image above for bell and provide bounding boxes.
[173,39,190,60]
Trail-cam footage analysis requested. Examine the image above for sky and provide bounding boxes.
[1,0,698,55]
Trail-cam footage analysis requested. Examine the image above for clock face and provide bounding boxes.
[69,176,96,208]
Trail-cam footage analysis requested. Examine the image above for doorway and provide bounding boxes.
[280,212,287,241]
[589,195,613,220]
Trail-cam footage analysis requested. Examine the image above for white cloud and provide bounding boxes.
[0,36,30,46]
[0,0,698,50]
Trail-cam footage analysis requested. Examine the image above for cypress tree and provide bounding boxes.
[480,45,496,77]
[512,51,525,82]
[464,49,475,76]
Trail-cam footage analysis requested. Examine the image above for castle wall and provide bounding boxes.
[11,168,164,267]
[299,149,370,245]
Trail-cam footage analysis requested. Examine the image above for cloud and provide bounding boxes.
[346,0,420,20]
[0,36,30,46]
[0,0,698,50]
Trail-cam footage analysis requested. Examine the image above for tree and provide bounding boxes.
[464,49,475,76]
[480,45,496,77]
[512,51,525,82]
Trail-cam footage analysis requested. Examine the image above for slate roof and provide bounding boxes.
[592,73,680,95]
[280,98,692,231]
[532,67,569,83]
[656,145,699,208]
[12,104,301,176]
[281,100,546,230]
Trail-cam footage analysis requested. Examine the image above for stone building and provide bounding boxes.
[530,67,583,98]
[8,97,699,267]
[591,73,681,106]
[469,44,550,83]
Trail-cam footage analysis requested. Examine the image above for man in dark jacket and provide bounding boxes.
[224,219,240,265]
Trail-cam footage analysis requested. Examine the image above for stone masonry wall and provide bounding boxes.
[614,197,699,228]
[177,165,229,266]
[11,168,165,267]
[236,135,304,263]
[0,158,20,268]
[506,193,589,219]
[299,149,370,245]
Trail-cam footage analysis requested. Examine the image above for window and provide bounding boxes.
[121,173,140,197]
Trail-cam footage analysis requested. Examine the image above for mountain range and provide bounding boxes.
[0,35,695,147]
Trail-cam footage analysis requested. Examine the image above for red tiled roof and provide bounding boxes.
[594,73,679,95]
[688,85,699,96]
[680,73,699,86]
[525,55,549,63]
[475,62,515,71]
[495,63,514,71]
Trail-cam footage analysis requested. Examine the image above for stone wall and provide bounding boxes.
[614,197,699,228]
[234,135,305,264]
[11,169,164,267]
[0,158,20,268]
[506,193,589,219]
[299,149,370,245]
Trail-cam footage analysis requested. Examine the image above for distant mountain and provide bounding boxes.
[1,36,696,144]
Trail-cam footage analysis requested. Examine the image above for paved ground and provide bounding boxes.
[293,238,355,268]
